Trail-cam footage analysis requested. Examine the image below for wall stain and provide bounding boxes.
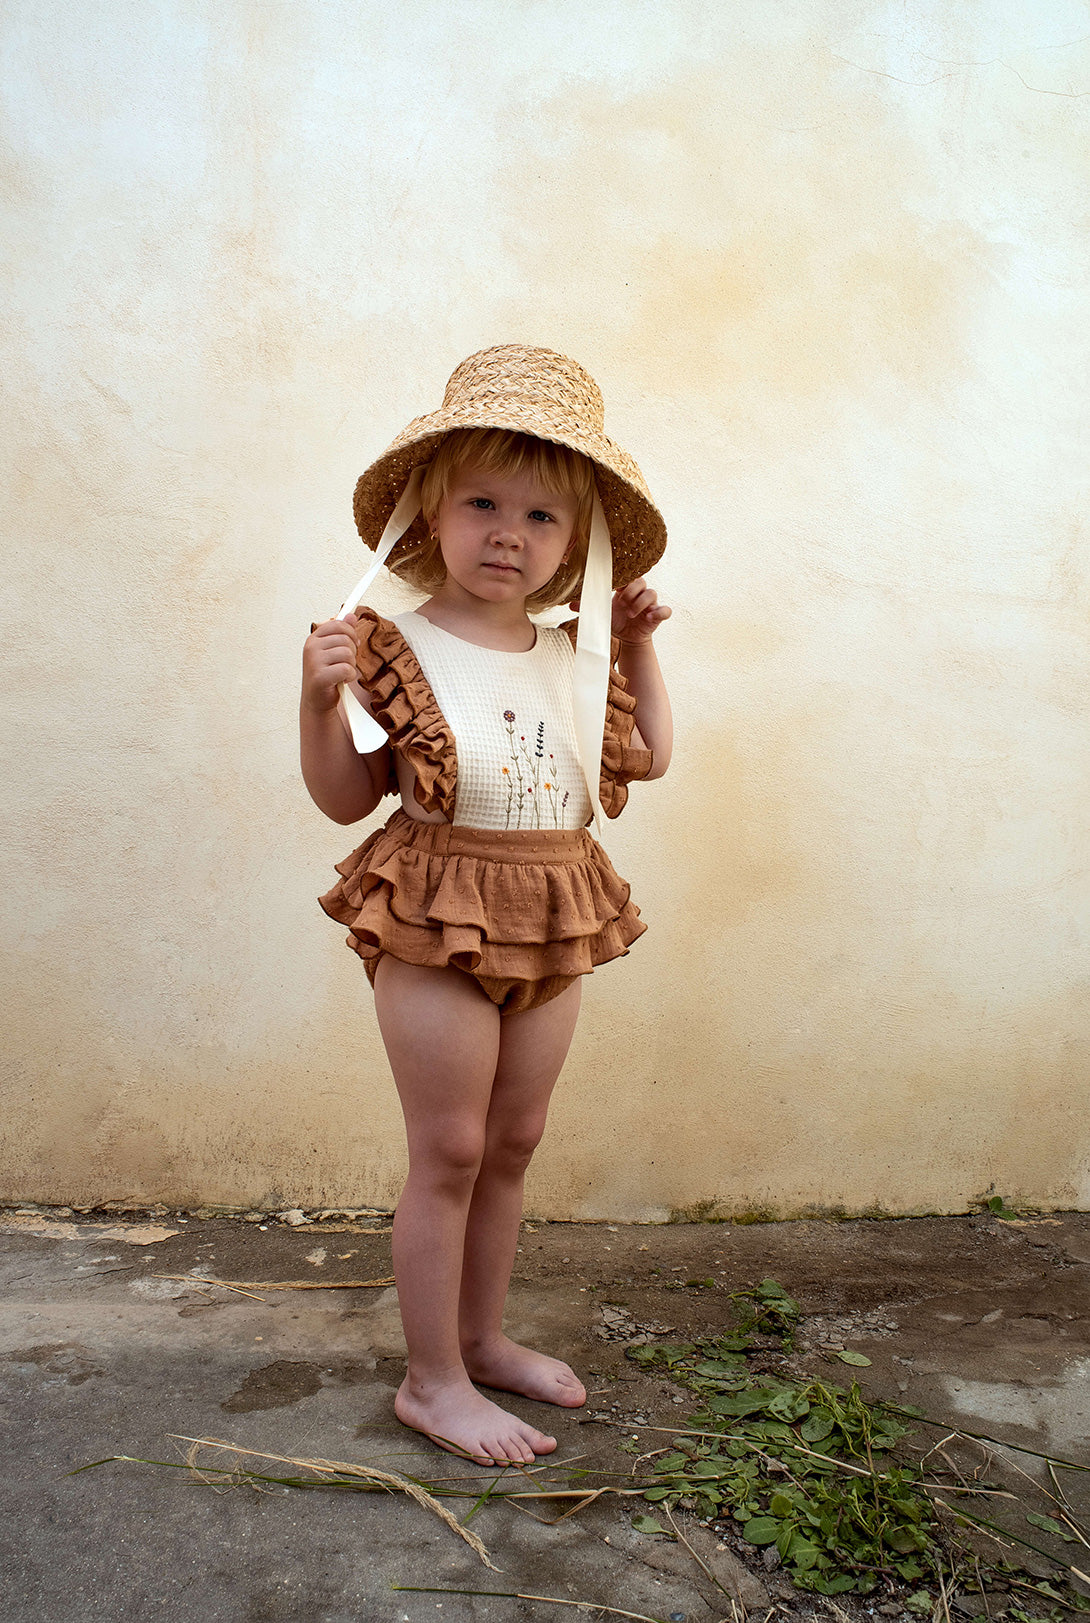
[491,52,989,415]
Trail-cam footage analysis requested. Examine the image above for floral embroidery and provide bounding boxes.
[502,709,566,828]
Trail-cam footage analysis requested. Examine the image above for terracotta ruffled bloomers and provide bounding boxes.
[319,610,653,1014]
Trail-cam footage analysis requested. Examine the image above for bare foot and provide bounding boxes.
[461,1335,587,1408]
[395,1372,557,1465]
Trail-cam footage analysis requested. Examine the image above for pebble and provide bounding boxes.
[279,1209,308,1226]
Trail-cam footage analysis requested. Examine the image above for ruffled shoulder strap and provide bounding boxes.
[560,621,654,820]
[353,608,458,819]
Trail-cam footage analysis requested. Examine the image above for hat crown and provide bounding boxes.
[441,345,606,438]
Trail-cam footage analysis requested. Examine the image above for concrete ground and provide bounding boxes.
[1,1205,1088,1622]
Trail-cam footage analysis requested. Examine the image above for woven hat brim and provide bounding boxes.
[353,410,666,591]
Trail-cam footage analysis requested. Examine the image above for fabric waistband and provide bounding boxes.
[383,807,594,863]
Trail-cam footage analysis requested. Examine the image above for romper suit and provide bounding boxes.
[319,609,653,1015]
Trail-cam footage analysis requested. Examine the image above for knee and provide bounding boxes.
[410,1128,486,1190]
[483,1114,548,1175]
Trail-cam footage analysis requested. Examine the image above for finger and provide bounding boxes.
[308,623,359,653]
[622,588,658,620]
[306,653,359,686]
[313,615,360,637]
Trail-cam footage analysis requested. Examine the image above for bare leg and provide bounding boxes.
[459,980,587,1408]
[373,956,557,1464]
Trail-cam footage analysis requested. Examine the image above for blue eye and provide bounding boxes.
[529,510,553,524]
[470,497,494,510]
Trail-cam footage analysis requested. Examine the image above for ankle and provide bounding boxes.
[401,1362,470,1398]
[460,1329,506,1360]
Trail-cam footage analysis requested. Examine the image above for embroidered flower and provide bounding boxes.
[503,709,515,722]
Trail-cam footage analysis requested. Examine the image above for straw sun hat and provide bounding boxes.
[352,345,667,589]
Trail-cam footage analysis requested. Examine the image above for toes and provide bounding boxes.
[493,1434,534,1466]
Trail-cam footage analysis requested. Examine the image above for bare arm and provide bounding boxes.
[612,579,673,780]
[300,616,391,824]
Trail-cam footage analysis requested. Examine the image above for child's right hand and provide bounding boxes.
[302,614,361,713]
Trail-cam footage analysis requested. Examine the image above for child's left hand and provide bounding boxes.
[611,578,671,644]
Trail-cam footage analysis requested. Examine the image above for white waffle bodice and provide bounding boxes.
[393,611,592,831]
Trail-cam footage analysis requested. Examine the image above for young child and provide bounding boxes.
[300,346,671,1466]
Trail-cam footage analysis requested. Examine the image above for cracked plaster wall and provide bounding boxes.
[2,1,1088,1217]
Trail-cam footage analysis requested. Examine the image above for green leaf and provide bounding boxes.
[757,1278,798,1305]
[787,1536,823,1572]
[836,1350,872,1366]
[904,1591,933,1615]
[709,1390,776,1416]
[886,1525,928,1554]
[655,1453,690,1473]
[810,1574,855,1595]
[631,1514,672,1536]
[643,1485,673,1502]
[1025,1512,1076,1542]
[742,1516,783,1546]
[747,1420,796,1443]
[800,1409,835,1442]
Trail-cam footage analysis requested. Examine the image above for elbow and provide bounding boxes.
[332,787,385,824]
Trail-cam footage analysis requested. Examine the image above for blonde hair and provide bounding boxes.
[392,428,595,611]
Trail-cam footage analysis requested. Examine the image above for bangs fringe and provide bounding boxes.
[394,429,595,611]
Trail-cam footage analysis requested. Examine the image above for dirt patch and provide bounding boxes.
[222,1360,325,1412]
[4,1342,104,1385]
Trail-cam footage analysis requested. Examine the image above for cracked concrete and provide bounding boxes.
[1,1209,1088,1621]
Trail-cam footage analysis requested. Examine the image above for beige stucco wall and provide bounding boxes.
[3,1,1088,1218]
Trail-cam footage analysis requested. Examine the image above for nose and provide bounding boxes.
[488,521,523,550]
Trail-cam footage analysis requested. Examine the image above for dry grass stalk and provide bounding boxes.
[663,1504,729,1600]
[173,1436,496,1569]
[153,1273,394,1297]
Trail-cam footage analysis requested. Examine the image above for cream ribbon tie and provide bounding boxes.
[572,492,613,836]
[335,465,425,754]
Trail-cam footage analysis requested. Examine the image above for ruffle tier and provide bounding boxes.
[319,808,646,1003]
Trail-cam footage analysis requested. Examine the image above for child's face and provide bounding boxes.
[433,461,578,609]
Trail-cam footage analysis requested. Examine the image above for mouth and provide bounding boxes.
[483,561,520,574]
